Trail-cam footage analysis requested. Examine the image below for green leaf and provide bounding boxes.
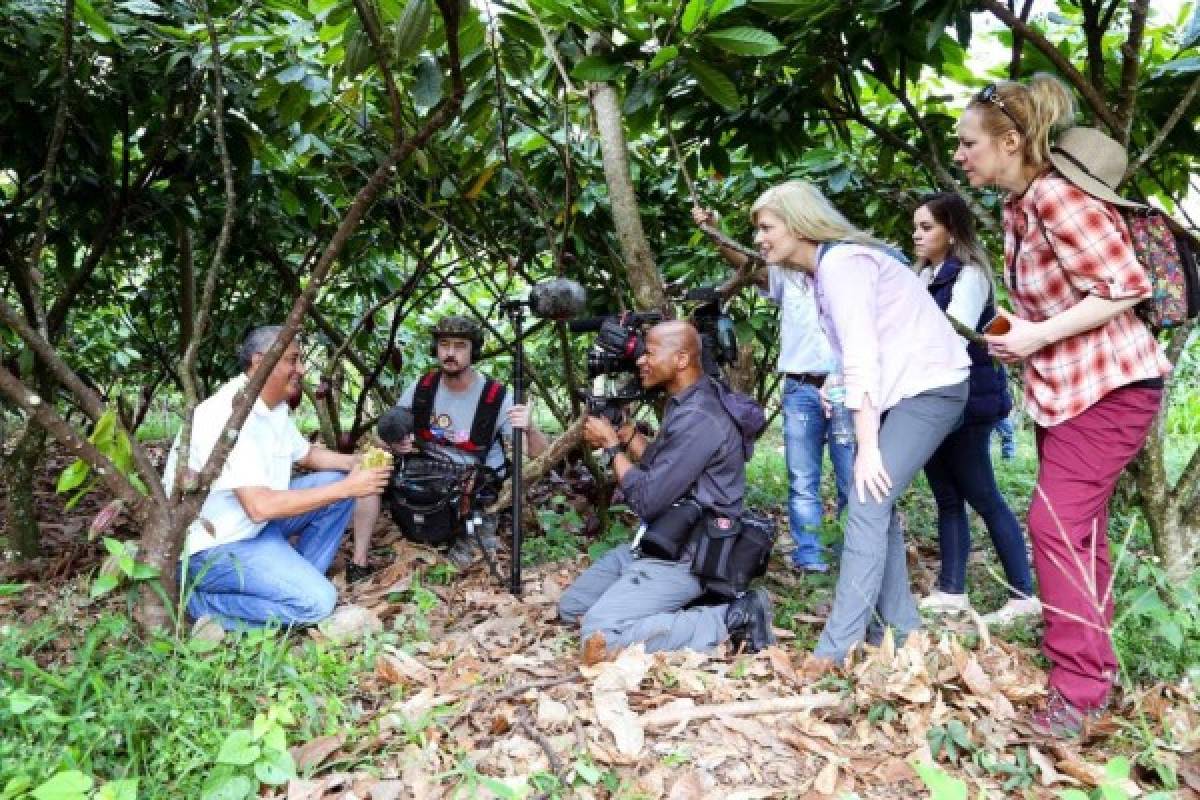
[277,65,309,83]
[31,771,93,800]
[90,409,118,447]
[681,0,705,33]
[0,583,27,597]
[8,689,44,714]
[413,55,443,108]
[75,0,122,44]
[103,537,126,558]
[199,774,255,800]
[647,45,679,70]
[90,573,121,599]
[393,0,431,63]
[707,0,746,19]
[685,56,740,109]
[571,55,624,82]
[56,460,91,494]
[573,760,602,785]
[95,779,139,800]
[912,762,967,800]
[253,748,296,786]
[702,26,782,56]
[216,730,261,766]
[1154,56,1200,76]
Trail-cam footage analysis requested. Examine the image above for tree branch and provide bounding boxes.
[1122,74,1200,184]
[1115,0,1151,145]
[25,0,76,337]
[176,0,238,502]
[978,0,1121,134]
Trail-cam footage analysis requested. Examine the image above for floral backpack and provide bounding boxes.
[1122,209,1200,331]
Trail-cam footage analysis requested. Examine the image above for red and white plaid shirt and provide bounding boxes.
[1003,171,1170,427]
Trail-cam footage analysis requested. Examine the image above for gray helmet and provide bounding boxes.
[430,315,483,360]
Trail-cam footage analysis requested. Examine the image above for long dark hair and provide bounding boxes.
[915,192,992,282]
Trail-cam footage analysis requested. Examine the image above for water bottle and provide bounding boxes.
[827,380,856,448]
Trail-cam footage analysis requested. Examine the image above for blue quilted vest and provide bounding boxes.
[927,258,1012,425]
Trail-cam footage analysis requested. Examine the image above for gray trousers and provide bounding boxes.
[814,381,969,662]
[558,546,728,655]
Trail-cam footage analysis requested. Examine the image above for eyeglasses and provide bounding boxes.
[976,83,1026,136]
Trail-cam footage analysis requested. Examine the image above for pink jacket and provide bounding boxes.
[815,244,970,412]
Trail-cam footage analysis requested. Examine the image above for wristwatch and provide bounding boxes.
[603,444,623,461]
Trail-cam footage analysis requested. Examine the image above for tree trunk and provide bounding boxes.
[4,422,48,559]
[135,505,178,634]
[1155,513,1198,588]
[587,69,666,313]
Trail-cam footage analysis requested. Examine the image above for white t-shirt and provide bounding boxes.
[917,261,992,333]
[761,265,837,375]
[398,370,513,469]
[164,374,311,556]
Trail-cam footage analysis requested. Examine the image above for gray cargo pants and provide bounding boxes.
[558,546,728,655]
[814,381,968,662]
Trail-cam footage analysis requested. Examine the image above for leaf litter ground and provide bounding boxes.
[2,454,1198,799]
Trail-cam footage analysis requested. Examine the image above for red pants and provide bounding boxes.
[1030,386,1161,710]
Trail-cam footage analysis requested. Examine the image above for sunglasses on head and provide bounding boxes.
[976,83,1026,136]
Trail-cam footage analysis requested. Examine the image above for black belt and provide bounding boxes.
[785,372,827,386]
[1121,377,1164,391]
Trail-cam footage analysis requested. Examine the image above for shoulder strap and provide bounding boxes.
[464,378,507,455]
[412,371,440,439]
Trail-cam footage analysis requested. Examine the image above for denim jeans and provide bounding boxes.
[994,416,1016,459]
[181,471,353,630]
[782,377,854,567]
[924,421,1033,597]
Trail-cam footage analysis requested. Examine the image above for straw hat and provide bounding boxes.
[1048,127,1146,209]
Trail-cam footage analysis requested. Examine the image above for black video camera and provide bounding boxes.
[681,287,739,378]
[568,311,663,424]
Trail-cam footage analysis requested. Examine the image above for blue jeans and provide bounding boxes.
[181,471,353,630]
[994,416,1016,459]
[782,377,854,567]
[923,421,1033,597]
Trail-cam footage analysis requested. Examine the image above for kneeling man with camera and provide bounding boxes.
[558,320,776,657]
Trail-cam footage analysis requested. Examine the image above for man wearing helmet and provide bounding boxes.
[348,315,548,577]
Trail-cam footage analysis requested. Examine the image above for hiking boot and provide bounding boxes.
[1028,688,1107,738]
[345,561,378,584]
[725,588,776,654]
[919,590,971,614]
[981,595,1042,626]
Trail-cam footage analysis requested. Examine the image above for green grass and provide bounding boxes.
[0,611,374,798]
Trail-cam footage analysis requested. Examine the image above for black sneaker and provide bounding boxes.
[725,588,777,654]
[345,562,378,584]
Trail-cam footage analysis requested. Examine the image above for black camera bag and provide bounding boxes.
[637,497,703,561]
[691,510,777,597]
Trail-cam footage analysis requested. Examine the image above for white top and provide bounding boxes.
[164,374,312,556]
[917,261,992,333]
[760,264,837,375]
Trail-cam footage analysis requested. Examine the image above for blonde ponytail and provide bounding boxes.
[968,73,1076,167]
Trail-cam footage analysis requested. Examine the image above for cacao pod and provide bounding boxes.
[392,0,430,64]
[315,378,332,399]
[337,432,356,453]
[342,18,374,80]
[286,384,303,410]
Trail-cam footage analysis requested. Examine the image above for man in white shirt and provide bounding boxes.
[166,326,391,629]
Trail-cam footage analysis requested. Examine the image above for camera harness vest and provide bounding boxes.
[411,370,508,460]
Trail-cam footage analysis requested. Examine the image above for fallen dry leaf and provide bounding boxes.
[665,769,705,800]
[813,759,839,795]
[289,733,346,773]
[376,648,435,686]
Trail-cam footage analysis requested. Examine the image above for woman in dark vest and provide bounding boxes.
[912,192,1039,626]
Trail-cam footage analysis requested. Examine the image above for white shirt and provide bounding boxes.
[760,265,837,375]
[164,374,311,556]
[918,261,993,333]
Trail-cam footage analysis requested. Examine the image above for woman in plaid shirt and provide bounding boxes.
[955,74,1171,737]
